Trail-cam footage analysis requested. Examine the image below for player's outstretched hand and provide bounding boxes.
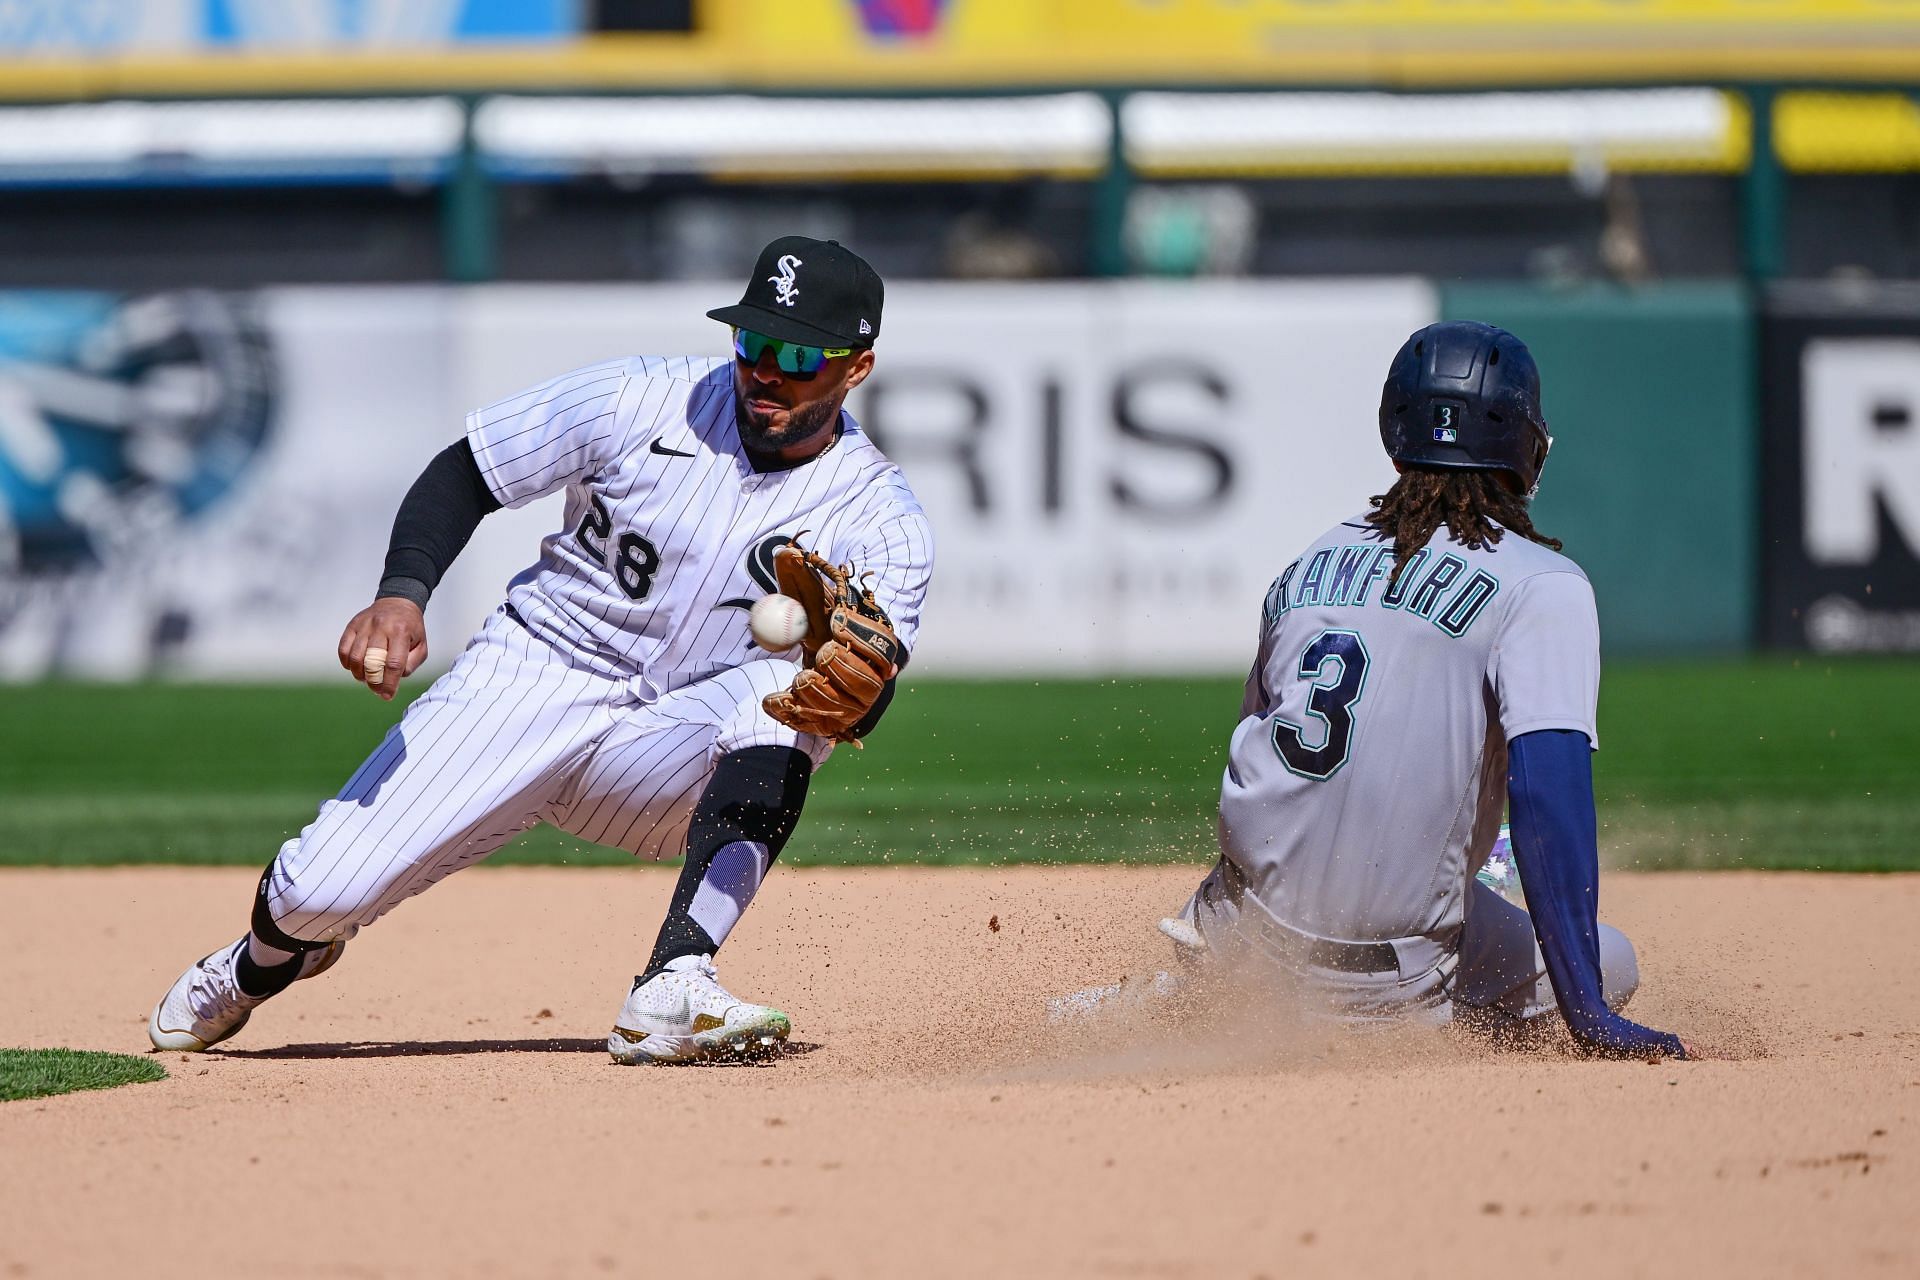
[338,598,428,701]
[1570,1010,1693,1061]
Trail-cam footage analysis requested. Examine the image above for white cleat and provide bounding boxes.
[1157,915,1207,953]
[1047,914,1209,1026]
[1046,969,1188,1026]
[607,954,791,1065]
[148,938,346,1052]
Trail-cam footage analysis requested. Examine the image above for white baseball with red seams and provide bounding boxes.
[749,593,810,651]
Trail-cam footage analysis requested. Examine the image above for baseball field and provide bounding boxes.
[6,657,1917,870]
[2,659,1916,1276]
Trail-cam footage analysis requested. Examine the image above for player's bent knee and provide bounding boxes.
[709,659,836,767]
[265,899,364,946]
[251,863,355,951]
[1597,923,1641,1012]
[256,832,421,945]
[714,709,832,770]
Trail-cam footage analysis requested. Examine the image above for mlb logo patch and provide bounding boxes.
[1433,426,1459,443]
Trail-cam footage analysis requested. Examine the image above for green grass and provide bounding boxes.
[1,658,1916,870]
[1587,657,1920,871]
[0,1048,166,1103]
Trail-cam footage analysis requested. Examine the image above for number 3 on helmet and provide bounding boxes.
[1378,320,1553,495]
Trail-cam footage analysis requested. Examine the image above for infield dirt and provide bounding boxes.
[2,866,1914,1278]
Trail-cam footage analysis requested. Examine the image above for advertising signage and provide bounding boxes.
[1761,284,1920,652]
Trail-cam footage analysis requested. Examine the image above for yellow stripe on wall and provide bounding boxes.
[12,9,1920,101]
[1777,93,1920,172]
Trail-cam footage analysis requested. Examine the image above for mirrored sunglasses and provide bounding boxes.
[732,328,852,379]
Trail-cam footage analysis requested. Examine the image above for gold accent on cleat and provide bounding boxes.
[691,1013,726,1034]
[611,1026,649,1044]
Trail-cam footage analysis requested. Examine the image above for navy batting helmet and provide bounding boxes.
[1378,321,1551,492]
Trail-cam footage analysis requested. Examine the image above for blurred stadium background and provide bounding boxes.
[0,0,1915,871]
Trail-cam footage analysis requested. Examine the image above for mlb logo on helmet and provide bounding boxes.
[851,0,950,38]
[1433,402,1459,443]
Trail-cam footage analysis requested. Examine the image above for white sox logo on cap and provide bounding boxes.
[769,254,802,307]
[709,235,883,346]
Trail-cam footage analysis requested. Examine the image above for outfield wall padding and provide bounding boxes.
[1442,282,1757,655]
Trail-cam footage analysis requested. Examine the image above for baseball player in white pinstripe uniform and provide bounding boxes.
[149,237,933,1064]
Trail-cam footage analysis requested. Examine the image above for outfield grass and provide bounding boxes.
[0,1048,166,1103]
[2,658,1915,870]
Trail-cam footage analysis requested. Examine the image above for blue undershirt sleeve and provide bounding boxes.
[1507,729,1687,1059]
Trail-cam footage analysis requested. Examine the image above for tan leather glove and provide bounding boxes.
[762,538,901,744]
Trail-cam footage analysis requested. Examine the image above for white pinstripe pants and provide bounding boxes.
[263,609,830,943]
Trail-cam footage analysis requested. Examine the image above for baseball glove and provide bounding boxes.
[762,537,901,744]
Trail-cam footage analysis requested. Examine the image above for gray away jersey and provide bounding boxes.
[466,356,933,690]
[1219,514,1599,945]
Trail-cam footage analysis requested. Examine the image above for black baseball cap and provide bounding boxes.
[707,236,883,349]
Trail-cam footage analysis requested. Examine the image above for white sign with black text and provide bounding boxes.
[450,280,1425,673]
[0,281,1429,679]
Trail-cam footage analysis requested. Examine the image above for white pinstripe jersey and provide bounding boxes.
[465,356,933,689]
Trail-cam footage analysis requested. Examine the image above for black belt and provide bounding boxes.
[1218,857,1401,976]
[1303,937,1400,975]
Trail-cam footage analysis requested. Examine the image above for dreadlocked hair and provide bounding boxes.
[1365,469,1562,589]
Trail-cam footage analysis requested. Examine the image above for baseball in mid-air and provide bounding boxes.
[750,594,810,651]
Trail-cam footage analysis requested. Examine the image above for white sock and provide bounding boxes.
[686,840,771,950]
[246,932,298,968]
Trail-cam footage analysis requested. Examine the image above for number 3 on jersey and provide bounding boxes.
[1272,629,1370,780]
[575,494,661,601]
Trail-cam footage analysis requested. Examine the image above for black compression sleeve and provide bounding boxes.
[644,746,813,975]
[376,439,504,609]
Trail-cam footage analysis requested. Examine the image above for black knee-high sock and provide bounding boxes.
[642,745,812,979]
[234,864,328,998]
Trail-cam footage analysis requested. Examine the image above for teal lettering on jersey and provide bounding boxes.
[1435,568,1500,636]
[1406,554,1465,619]
[1271,542,1501,637]
[1264,559,1301,626]
[1325,545,1372,607]
[1294,548,1333,608]
[1351,545,1393,606]
[1379,547,1429,610]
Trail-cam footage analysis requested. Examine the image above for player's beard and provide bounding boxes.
[735,392,839,455]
